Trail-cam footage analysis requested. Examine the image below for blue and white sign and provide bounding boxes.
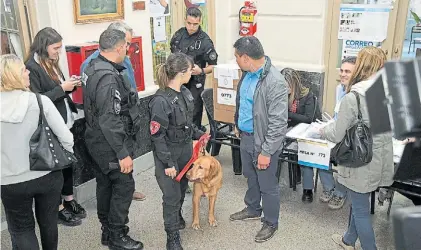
[338,4,392,42]
[297,140,331,170]
[342,39,382,59]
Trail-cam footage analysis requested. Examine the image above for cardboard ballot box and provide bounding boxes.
[212,64,242,124]
[286,123,336,170]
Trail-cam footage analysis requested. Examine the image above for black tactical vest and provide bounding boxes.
[155,86,195,144]
[83,59,141,135]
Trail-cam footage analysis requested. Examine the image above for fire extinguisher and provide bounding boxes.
[239,1,257,36]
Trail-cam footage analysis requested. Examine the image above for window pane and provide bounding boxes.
[9,32,23,59]
[1,0,6,27]
[3,0,18,30]
[1,31,11,55]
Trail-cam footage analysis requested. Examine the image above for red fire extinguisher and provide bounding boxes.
[239,1,257,36]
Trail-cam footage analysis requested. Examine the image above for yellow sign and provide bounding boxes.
[240,13,254,23]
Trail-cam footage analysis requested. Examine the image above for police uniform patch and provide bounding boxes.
[209,51,217,61]
[113,89,121,114]
[150,121,161,135]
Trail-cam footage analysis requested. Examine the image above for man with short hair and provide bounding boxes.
[317,56,356,210]
[81,21,146,202]
[83,29,143,250]
[170,7,218,132]
[229,36,288,243]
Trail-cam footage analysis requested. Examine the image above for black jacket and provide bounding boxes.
[83,55,135,166]
[288,91,321,127]
[149,86,204,169]
[26,55,77,123]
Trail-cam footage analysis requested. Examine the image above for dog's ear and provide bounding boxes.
[207,157,221,181]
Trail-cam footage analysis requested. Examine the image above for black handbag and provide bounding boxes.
[331,91,373,168]
[29,93,78,171]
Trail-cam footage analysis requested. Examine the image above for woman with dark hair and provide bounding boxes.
[281,67,321,203]
[25,27,85,226]
[149,52,209,250]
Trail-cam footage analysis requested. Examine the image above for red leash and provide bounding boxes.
[175,135,209,182]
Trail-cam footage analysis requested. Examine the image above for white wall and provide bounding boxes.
[215,0,329,72]
[34,0,155,90]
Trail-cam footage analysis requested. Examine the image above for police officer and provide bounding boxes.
[170,7,218,132]
[82,29,143,250]
[149,52,209,250]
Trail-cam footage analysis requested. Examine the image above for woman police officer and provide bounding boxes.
[148,52,209,250]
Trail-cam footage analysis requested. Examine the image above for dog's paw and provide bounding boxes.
[208,218,218,227]
[192,221,201,230]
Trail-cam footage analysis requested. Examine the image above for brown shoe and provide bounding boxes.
[132,191,146,201]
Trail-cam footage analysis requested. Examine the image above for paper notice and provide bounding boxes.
[217,88,236,106]
[153,16,166,42]
[338,4,392,42]
[217,68,234,88]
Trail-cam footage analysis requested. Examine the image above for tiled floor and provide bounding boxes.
[1,146,416,250]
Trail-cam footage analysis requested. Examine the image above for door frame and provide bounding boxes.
[322,0,410,114]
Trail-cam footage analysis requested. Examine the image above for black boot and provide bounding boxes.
[166,231,183,250]
[302,189,313,204]
[108,230,143,250]
[102,226,130,246]
[58,207,82,227]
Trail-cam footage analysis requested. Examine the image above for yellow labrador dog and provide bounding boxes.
[186,155,223,230]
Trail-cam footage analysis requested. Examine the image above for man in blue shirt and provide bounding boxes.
[81,22,146,202]
[229,36,288,243]
[80,22,137,90]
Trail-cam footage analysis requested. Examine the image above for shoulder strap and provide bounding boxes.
[350,91,362,121]
[34,93,44,125]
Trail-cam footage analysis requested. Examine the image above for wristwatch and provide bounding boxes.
[200,68,205,76]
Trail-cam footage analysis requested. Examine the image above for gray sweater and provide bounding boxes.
[1,90,74,185]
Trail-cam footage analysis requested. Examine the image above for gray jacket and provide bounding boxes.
[235,56,288,157]
[321,79,394,193]
[1,90,74,185]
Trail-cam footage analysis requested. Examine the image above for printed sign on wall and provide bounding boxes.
[342,39,381,59]
[338,4,392,42]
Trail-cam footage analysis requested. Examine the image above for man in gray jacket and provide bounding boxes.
[229,36,288,243]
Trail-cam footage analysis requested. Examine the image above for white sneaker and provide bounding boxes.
[328,194,346,210]
[332,234,355,250]
[319,190,334,203]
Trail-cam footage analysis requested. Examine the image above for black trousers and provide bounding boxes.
[154,142,192,233]
[188,84,204,128]
[95,169,135,232]
[1,171,63,250]
[88,145,135,233]
[60,125,80,197]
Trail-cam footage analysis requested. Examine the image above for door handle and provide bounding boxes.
[383,49,389,55]
[394,46,399,54]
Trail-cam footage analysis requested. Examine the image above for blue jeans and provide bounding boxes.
[302,166,346,198]
[343,189,377,250]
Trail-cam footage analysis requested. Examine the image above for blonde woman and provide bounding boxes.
[320,47,394,250]
[1,54,74,250]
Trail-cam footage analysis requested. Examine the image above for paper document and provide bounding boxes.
[338,4,392,42]
[217,68,234,88]
[153,16,166,42]
[286,123,336,148]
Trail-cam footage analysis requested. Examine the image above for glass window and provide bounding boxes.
[1,0,24,59]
